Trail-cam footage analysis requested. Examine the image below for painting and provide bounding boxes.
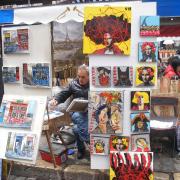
[5,132,36,161]
[140,16,160,36]
[110,152,153,180]
[130,112,150,134]
[52,21,88,87]
[131,134,150,152]
[23,63,50,88]
[90,135,109,155]
[89,91,123,134]
[131,91,150,111]
[138,42,158,62]
[3,28,29,54]
[112,66,133,87]
[110,135,129,152]
[135,66,156,87]
[2,67,20,83]
[0,99,36,129]
[83,6,131,55]
[92,66,111,87]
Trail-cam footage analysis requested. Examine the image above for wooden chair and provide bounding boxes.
[150,96,179,157]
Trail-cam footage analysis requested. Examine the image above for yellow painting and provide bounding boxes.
[83,6,131,55]
[136,66,156,87]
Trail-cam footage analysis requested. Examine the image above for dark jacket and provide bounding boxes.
[55,79,89,104]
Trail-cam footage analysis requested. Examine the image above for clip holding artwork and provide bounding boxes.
[83,6,131,55]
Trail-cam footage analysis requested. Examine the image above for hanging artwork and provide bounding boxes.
[23,63,50,88]
[110,152,153,180]
[3,28,29,54]
[90,135,109,155]
[131,134,150,152]
[130,112,150,134]
[83,6,131,55]
[89,91,123,134]
[131,91,151,111]
[113,66,133,87]
[109,135,129,151]
[138,42,158,62]
[2,67,20,83]
[135,66,156,87]
[52,21,88,87]
[140,16,160,36]
[92,66,111,87]
[5,132,36,161]
[0,99,36,129]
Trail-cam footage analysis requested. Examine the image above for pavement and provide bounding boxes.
[8,135,180,180]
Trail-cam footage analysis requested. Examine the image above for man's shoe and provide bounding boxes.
[77,149,85,159]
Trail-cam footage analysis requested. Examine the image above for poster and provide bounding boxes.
[83,6,131,55]
[2,67,20,83]
[110,152,153,180]
[140,16,160,36]
[23,63,50,88]
[3,28,29,54]
[89,91,123,134]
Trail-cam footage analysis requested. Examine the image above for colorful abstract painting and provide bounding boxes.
[5,132,36,161]
[113,66,133,87]
[0,99,36,129]
[131,91,151,111]
[131,134,150,152]
[130,112,150,134]
[23,63,50,88]
[90,135,109,155]
[110,152,153,180]
[89,91,123,134]
[92,66,111,87]
[110,135,129,152]
[140,16,160,36]
[2,67,20,83]
[138,42,158,62]
[83,6,131,55]
[3,28,29,54]
[135,66,156,87]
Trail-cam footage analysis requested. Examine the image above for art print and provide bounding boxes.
[2,67,20,83]
[83,6,131,55]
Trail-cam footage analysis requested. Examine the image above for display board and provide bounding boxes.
[89,1,157,169]
[0,94,47,164]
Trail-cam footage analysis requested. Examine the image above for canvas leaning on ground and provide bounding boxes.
[0,99,36,129]
[89,91,124,134]
[5,132,36,161]
[23,63,50,88]
[3,28,29,54]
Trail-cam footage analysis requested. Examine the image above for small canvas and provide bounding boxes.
[83,6,131,55]
[89,91,123,134]
[92,66,111,87]
[2,67,20,83]
[138,42,158,62]
[135,66,156,87]
[5,132,36,161]
[109,135,129,152]
[131,91,150,111]
[112,66,133,87]
[23,63,50,88]
[140,16,160,36]
[0,99,36,129]
[3,28,29,54]
[131,134,150,152]
[90,135,109,155]
[130,112,150,134]
[110,152,153,180]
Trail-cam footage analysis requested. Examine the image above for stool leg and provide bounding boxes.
[45,130,57,168]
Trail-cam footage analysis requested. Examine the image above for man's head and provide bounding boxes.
[77,64,89,85]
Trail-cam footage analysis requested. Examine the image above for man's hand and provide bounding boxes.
[49,99,58,106]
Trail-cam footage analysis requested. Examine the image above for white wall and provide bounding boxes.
[2,24,52,97]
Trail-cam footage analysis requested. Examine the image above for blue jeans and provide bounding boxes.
[71,112,89,152]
